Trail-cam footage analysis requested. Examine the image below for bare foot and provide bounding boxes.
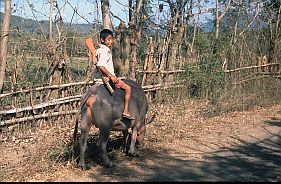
[122,113,135,120]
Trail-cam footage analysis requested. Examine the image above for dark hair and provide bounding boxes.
[100,29,113,41]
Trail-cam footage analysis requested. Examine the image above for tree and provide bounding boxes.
[0,0,12,93]
[49,0,54,41]
[163,0,189,81]
[111,0,146,78]
[101,0,112,30]
[262,0,281,63]
[215,0,232,39]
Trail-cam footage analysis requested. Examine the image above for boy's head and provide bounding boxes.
[100,29,113,48]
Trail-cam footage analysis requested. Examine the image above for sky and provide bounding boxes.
[1,0,129,26]
[1,0,213,26]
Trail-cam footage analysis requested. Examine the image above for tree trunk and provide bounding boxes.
[120,23,130,75]
[101,0,112,30]
[49,0,54,41]
[215,0,220,39]
[112,21,131,76]
[129,0,133,22]
[141,37,155,86]
[0,0,12,93]
[128,0,144,79]
[129,24,142,80]
[112,23,122,75]
[167,25,185,82]
[215,0,232,39]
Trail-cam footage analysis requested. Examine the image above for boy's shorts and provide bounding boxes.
[115,79,124,88]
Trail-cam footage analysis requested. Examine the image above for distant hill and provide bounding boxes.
[1,12,216,36]
[0,12,101,36]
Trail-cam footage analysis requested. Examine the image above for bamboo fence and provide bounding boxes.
[1,34,280,139]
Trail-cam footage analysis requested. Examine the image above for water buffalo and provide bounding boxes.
[75,79,154,169]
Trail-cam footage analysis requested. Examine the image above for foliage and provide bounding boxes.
[179,31,226,101]
[4,56,88,90]
[183,57,225,102]
[1,0,281,113]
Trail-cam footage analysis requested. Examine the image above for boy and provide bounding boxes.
[96,29,134,120]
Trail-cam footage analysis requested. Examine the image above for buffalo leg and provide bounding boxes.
[122,130,129,154]
[136,124,146,147]
[128,126,138,156]
[97,127,113,167]
[78,107,92,170]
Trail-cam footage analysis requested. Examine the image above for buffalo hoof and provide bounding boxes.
[78,163,89,170]
[78,164,86,171]
[128,151,139,157]
[103,161,114,168]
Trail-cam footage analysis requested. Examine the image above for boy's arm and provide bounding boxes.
[98,66,118,84]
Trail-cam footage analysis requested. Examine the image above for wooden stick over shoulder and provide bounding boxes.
[85,37,97,64]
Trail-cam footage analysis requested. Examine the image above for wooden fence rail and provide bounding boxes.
[1,44,280,131]
[0,95,82,115]
[136,69,185,74]
[1,110,78,127]
[1,63,280,129]
[224,63,280,73]
[0,80,97,99]
[0,76,186,128]
[1,83,188,127]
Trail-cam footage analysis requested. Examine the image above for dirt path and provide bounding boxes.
[1,100,281,182]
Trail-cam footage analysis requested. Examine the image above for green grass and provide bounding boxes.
[5,55,90,90]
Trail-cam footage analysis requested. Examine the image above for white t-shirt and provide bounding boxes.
[96,44,115,76]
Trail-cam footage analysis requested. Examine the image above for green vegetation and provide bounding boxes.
[1,0,280,115]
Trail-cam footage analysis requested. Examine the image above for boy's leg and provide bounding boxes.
[116,80,134,120]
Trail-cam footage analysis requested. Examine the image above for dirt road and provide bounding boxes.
[1,100,281,181]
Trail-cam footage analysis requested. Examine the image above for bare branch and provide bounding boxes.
[26,0,45,35]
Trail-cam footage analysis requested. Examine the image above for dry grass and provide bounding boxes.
[1,97,281,181]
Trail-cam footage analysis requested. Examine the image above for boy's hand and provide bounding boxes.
[98,66,117,83]
[110,76,119,84]
[92,56,98,65]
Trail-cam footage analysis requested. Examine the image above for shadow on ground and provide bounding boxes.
[264,117,281,127]
[72,118,281,182]
[72,133,126,168]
